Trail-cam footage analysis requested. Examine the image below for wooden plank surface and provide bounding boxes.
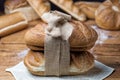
[0,20,120,80]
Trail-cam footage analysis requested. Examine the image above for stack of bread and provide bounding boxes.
[20,0,98,76]
[24,11,98,76]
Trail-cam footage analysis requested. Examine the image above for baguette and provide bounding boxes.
[0,12,28,37]
[26,0,50,21]
[49,0,86,21]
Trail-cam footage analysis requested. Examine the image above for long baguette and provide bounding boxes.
[0,12,26,29]
[26,0,50,20]
[0,12,28,37]
[49,0,86,21]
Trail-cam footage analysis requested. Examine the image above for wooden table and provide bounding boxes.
[0,21,120,80]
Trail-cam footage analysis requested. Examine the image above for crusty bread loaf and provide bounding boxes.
[24,50,94,76]
[0,12,28,37]
[84,20,96,27]
[27,0,50,21]
[24,20,98,51]
[5,0,39,21]
[49,0,86,21]
[95,0,120,30]
[75,1,101,19]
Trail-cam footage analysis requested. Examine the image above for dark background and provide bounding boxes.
[0,0,105,12]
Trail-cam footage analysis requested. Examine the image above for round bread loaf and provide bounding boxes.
[95,0,120,30]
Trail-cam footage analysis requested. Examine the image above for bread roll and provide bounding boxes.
[24,20,98,51]
[75,1,101,19]
[95,0,120,30]
[5,0,39,21]
[0,12,28,37]
[24,50,94,76]
[49,0,86,21]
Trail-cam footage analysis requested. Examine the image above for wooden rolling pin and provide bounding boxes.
[0,12,28,37]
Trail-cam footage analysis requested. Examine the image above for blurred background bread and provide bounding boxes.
[4,0,39,21]
[27,0,50,22]
[0,12,28,37]
[75,1,101,19]
[95,0,120,30]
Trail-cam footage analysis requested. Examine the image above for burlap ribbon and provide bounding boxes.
[42,11,73,76]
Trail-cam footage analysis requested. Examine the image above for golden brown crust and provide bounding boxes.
[24,20,98,51]
[75,1,101,19]
[0,12,28,37]
[95,0,120,30]
[5,0,28,10]
[26,44,95,51]
[24,50,94,76]
[49,0,86,21]
[84,20,96,27]
[27,0,50,19]
[0,12,26,29]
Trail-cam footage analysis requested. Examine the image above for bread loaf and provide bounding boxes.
[5,0,39,21]
[0,12,28,37]
[75,1,101,19]
[49,0,86,21]
[25,20,98,51]
[27,0,50,21]
[24,50,94,76]
[95,0,120,30]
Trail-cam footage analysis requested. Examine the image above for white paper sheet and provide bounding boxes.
[6,59,114,80]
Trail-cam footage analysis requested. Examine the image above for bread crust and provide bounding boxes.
[49,0,86,21]
[75,1,101,19]
[24,50,94,76]
[5,0,27,10]
[0,12,28,37]
[24,20,98,51]
[27,0,50,19]
[95,0,120,30]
